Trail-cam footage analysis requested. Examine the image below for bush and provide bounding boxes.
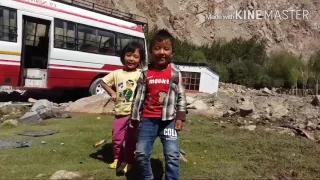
[190,51,207,63]
[212,62,229,82]
[266,51,304,88]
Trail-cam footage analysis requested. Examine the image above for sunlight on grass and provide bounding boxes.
[0,114,320,179]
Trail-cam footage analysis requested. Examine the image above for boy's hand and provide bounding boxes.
[175,119,184,131]
[129,119,139,128]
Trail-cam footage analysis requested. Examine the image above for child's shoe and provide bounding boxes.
[108,159,118,169]
[116,162,131,174]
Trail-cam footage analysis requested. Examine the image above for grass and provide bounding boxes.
[0,114,320,179]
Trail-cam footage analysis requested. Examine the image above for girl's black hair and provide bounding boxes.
[120,41,146,67]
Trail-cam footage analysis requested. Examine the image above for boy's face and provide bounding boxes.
[151,39,173,66]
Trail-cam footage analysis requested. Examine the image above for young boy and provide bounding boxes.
[130,29,187,180]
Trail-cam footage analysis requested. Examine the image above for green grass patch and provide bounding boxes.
[0,114,320,179]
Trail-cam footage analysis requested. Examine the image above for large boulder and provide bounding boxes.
[262,87,272,95]
[187,100,208,110]
[270,104,289,119]
[63,94,114,114]
[50,170,81,180]
[186,96,196,105]
[239,101,255,117]
[30,99,53,112]
[18,111,42,125]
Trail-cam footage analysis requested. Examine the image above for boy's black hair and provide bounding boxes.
[120,41,146,66]
[149,29,175,53]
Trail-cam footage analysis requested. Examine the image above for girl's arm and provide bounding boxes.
[100,81,117,101]
[100,72,117,101]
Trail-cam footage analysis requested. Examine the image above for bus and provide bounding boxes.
[0,0,148,95]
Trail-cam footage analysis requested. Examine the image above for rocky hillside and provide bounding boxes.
[92,0,320,58]
[2,82,320,141]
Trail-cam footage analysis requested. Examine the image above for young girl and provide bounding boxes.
[100,41,145,174]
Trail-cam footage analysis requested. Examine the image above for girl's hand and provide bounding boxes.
[111,93,117,101]
[175,119,184,131]
[129,119,139,128]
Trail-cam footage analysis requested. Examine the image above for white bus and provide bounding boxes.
[0,0,148,95]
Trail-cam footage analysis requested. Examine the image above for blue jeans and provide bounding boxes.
[135,118,180,180]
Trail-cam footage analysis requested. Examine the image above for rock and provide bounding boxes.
[297,123,306,129]
[0,102,12,108]
[28,98,37,103]
[230,106,238,112]
[31,99,53,112]
[0,105,30,123]
[189,109,223,118]
[18,111,42,125]
[1,119,18,126]
[223,110,238,117]
[241,125,256,131]
[311,95,320,106]
[58,103,70,107]
[265,107,271,115]
[251,114,260,119]
[239,101,254,117]
[187,100,208,110]
[270,104,289,119]
[63,94,114,114]
[307,121,317,130]
[278,127,295,136]
[186,96,195,105]
[262,87,272,95]
[36,174,45,178]
[50,170,81,180]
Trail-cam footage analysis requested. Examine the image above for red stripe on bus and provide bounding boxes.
[49,63,123,71]
[14,0,144,33]
[0,59,20,63]
[0,59,123,71]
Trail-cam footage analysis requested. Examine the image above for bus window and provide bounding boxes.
[98,29,115,55]
[78,24,98,53]
[0,6,17,42]
[25,22,46,46]
[54,19,76,50]
[116,33,132,53]
[132,37,145,48]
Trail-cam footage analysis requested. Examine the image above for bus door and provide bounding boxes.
[19,12,52,88]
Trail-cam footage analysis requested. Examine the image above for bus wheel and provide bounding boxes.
[89,78,106,95]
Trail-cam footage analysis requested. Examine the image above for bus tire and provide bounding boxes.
[89,78,106,95]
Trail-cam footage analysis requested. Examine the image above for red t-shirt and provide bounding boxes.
[142,64,172,118]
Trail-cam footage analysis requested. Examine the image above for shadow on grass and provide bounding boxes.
[89,143,114,164]
[89,143,164,180]
[126,159,164,180]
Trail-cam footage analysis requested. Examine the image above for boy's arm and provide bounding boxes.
[100,72,117,100]
[176,71,187,121]
[130,72,144,121]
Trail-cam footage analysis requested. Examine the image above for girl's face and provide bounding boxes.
[124,48,141,70]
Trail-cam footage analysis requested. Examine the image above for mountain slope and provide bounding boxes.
[93,0,320,58]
